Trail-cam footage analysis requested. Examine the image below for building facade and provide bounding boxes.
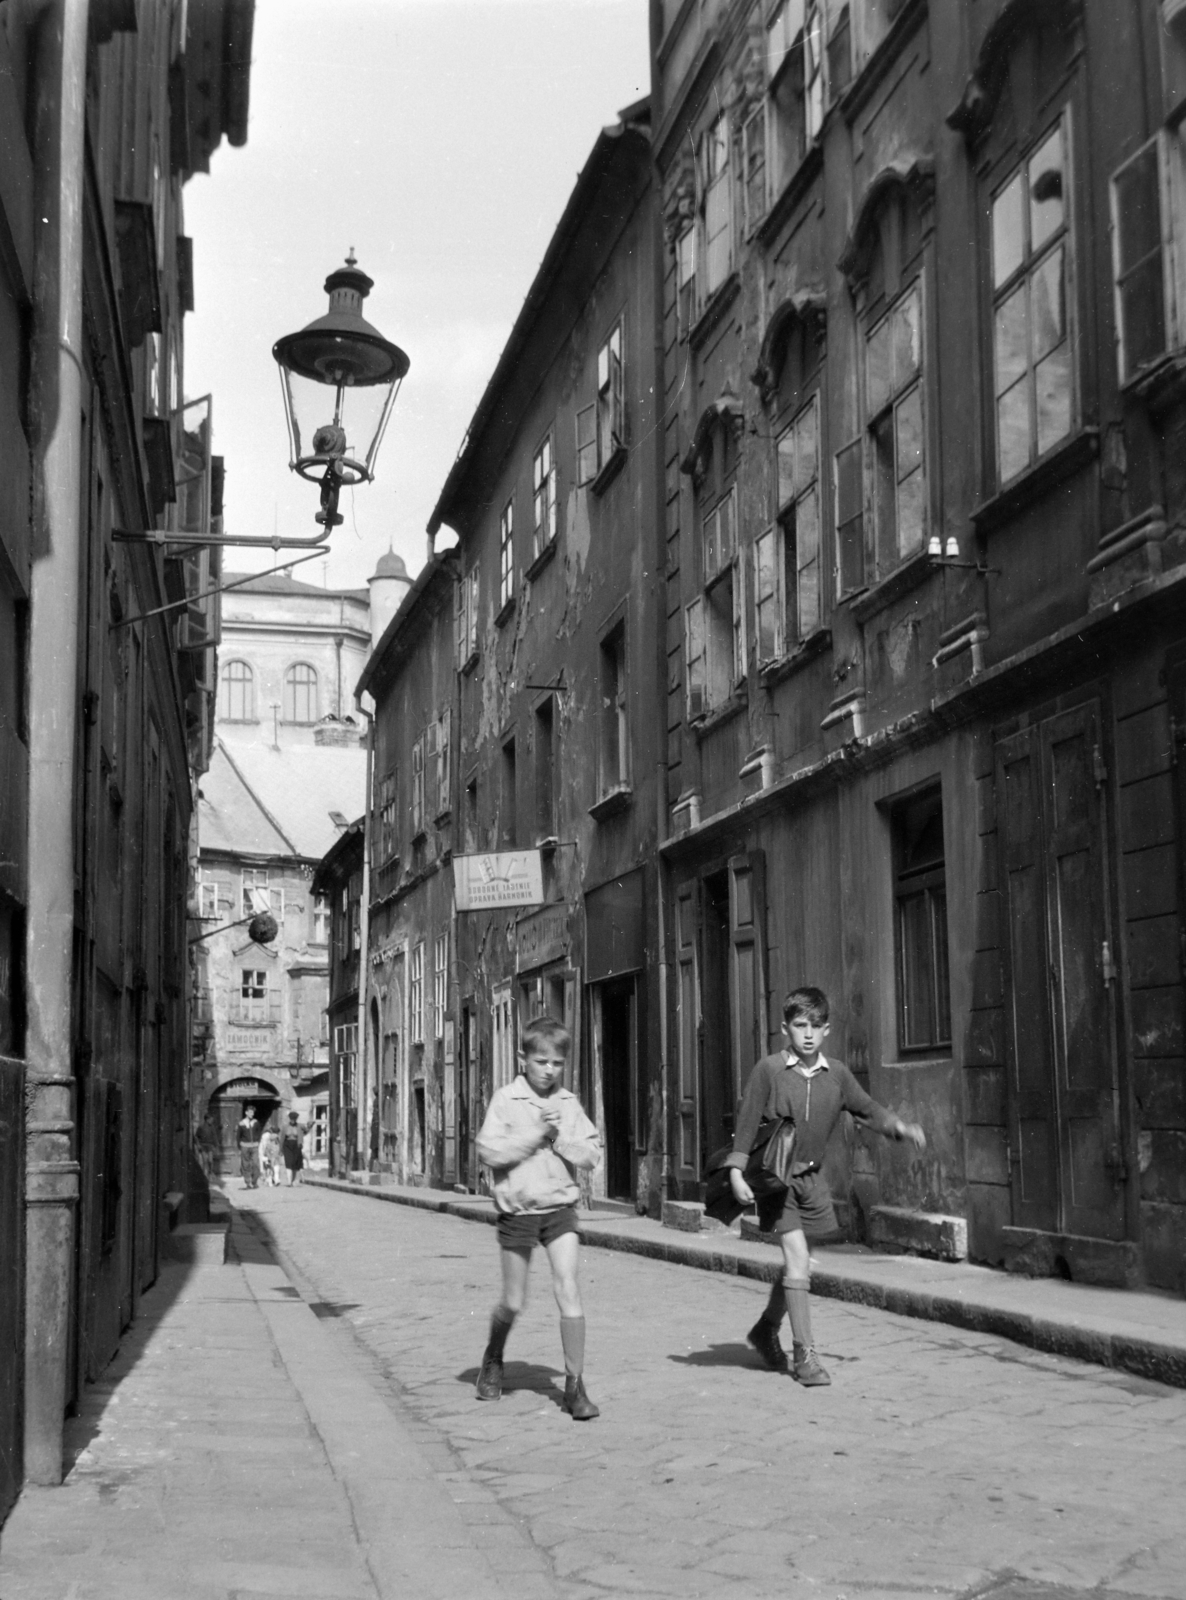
[0,0,254,1507]
[653,0,1186,1290]
[190,563,408,1172]
[346,106,665,1204]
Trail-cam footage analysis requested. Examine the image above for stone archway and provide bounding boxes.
[206,1073,284,1172]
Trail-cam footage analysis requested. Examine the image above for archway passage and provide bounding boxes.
[207,1075,283,1172]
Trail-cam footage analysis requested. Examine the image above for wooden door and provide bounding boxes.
[996,700,1125,1241]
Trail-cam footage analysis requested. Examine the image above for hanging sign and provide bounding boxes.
[453,851,544,911]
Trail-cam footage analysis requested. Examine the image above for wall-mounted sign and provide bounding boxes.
[227,1026,277,1052]
[453,851,544,911]
[515,904,570,972]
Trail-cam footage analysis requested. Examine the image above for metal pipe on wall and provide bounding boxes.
[24,0,89,1486]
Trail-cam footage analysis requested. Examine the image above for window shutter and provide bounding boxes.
[753,526,782,663]
[728,851,769,1098]
[437,709,451,814]
[454,577,466,666]
[268,985,282,1024]
[684,597,707,718]
[411,736,424,833]
[468,569,479,656]
[732,557,747,682]
[576,404,597,484]
[834,436,865,594]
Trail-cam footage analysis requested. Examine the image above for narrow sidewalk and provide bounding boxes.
[305,1174,1186,1389]
[0,1203,561,1600]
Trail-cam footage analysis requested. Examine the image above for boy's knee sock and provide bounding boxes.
[559,1315,585,1377]
[761,1280,787,1326]
[783,1278,814,1353]
[484,1305,516,1362]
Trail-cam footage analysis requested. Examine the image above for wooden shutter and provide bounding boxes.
[675,884,701,1180]
[728,852,769,1106]
[684,597,706,718]
[576,403,597,485]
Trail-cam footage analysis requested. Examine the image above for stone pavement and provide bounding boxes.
[245,1183,1186,1600]
[2,1181,1184,1600]
[0,1203,561,1600]
[306,1175,1186,1389]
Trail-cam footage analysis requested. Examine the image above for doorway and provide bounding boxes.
[995,698,1125,1242]
[700,870,732,1166]
[595,976,636,1200]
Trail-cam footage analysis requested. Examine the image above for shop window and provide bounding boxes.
[891,789,951,1052]
[991,115,1073,484]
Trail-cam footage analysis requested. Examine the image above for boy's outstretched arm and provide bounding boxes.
[837,1063,926,1150]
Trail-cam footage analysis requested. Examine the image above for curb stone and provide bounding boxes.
[302,1174,1186,1391]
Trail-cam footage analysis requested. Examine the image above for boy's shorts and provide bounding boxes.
[768,1170,839,1238]
[496,1205,579,1251]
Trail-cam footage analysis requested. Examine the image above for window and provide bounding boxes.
[455,567,479,668]
[411,734,425,837]
[464,772,479,854]
[238,968,269,1023]
[532,435,557,559]
[676,225,697,338]
[312,893,330,944]
[433,709,451,817]
[410,942,424,1044]
[433,933,448,1040]
[198,877,218,919]
[498,499,515,613]
[334,1022,358,1088]
[599,626,629,793]
[534,698,555,839]
[241,867,269,918]
[350,886,360,951]
[754,395,821,661]
[500,737,517,849]
[283,663,318,724]
[834,435,866,595]
[377,770,398,865]
[1111,130,1186,385]
[766,0,825,206]
[991,116,1072,484]
[578,322,625,485]
[220,659,254,721]
[742,105,767,236]
[492,981,515,1090]
[699,113,733,299]
[891,789,951,1052]
[867,281,925,567]
[685,486,743,717]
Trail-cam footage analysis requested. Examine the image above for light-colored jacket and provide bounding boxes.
[476,1075,601,1215]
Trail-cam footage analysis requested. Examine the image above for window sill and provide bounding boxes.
[495,595,516,628]
[971,428,1100,537]
[755,144,824,248]
[589,445,627,498]
[459,649,480,677]
[1124,351,1186,420]
[849,549,936,626]
[589,785,632,822]
[526,537,558,581]
[758,627,832,688]
[689,687,748,739]
[689,272,740,352]
[433,808,452,827]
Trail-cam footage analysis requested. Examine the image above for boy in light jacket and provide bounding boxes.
[474,1015,602,1419]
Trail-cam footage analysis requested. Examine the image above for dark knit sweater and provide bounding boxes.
[725,1051,901,1173]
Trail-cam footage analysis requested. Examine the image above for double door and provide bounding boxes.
[995,698,1126,1241]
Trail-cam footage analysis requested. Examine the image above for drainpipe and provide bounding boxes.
[24,0,89,1487]
[357,709,373,1169]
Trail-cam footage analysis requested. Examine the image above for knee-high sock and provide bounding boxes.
[783,1277,813,1352]
[761,1279,787,1326]
[559,1315,586,1377]
[485,1304,516,1361]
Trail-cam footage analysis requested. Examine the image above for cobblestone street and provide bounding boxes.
[240,1185,1186,1600]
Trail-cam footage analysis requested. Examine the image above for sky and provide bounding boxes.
[183,0,651,592]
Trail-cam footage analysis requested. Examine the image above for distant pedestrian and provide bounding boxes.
[474,1015,602,1420]
[726,986,926,1387]
[236,1104,262,1189]
[260,1125,281,1186]
[281,1112,307,1185]
[195,1114,218,1179]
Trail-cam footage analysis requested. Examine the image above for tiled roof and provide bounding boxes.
[199,739,367,862]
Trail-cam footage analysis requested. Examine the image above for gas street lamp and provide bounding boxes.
[273,252,410,530]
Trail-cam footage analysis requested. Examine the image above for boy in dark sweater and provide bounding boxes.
[726,985,925,1387]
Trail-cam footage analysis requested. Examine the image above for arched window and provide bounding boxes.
[220,659,255,721]
[283,663,318,724]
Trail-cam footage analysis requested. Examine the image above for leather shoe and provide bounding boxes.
[562,1375,600,1420]
[746,1317,789,1373]
[792,1346,831,1387]
[475,1355,503,1401]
